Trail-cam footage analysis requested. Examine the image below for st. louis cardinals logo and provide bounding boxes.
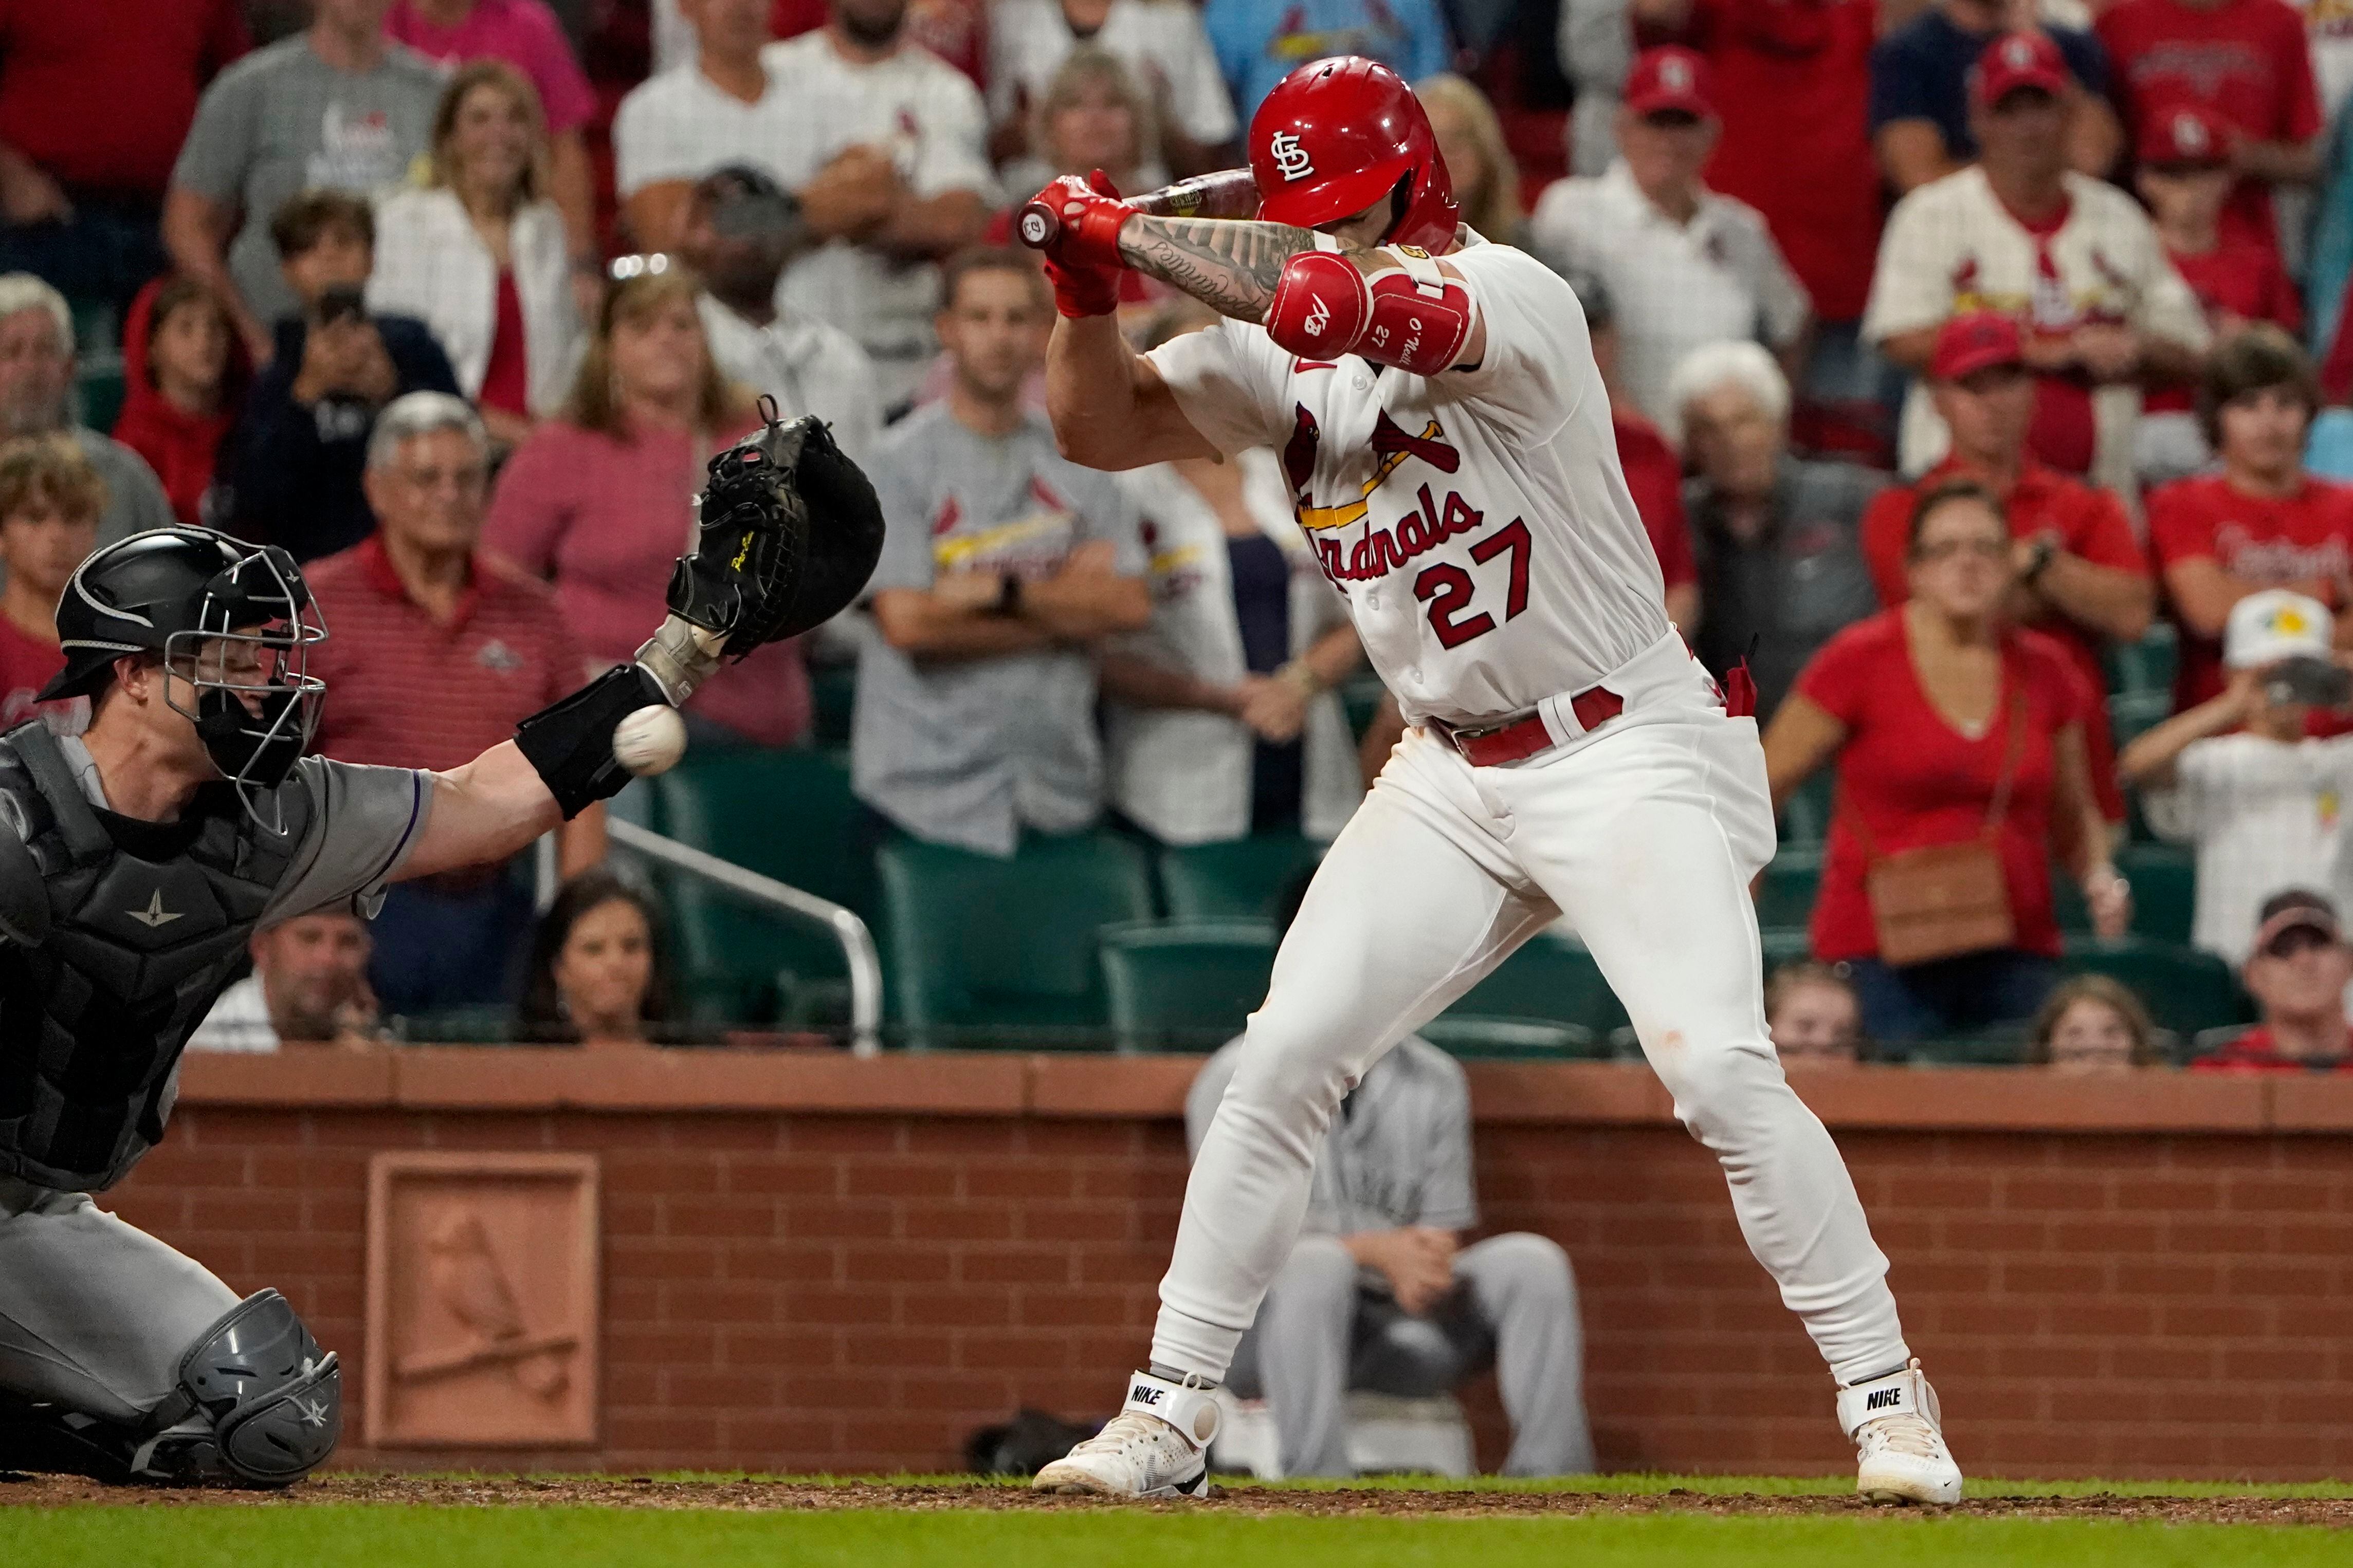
[1268,130,1315,181]
[1283,407,1460,532]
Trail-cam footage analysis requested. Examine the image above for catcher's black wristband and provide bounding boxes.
[515,664,671,820]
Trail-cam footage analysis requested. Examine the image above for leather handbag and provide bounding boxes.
[1844,688,2028,969]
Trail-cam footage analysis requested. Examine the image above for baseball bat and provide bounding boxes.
[1015,168,1260,251]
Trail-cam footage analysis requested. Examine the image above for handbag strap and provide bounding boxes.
[1834,656,2031,864]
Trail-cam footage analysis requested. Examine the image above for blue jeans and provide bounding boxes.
[367,865,537,1019]
[1844,950,2060,1044]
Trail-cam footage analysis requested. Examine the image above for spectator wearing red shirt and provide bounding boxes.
[1638,0,1882,331]
[2134,104,2304,485]
[0,435,99,732]
[1765,481,2128,1042]
[2147,326,2353,714]
[2096,0,2324,254]
[309,392,604,1019]
[2194,888,2353,1071]
[1858,314,2154,820]
[0,0,249,320]
[112,275,243,529]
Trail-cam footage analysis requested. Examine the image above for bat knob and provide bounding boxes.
[1016,207,1053,249]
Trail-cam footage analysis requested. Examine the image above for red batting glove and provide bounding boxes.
[1035,170,1136,272]
[1043,254,1120,318]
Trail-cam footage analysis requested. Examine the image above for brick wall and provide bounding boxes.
[101,1052,2353,1480]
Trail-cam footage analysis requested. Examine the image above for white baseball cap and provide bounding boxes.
[2225,589,2334,669]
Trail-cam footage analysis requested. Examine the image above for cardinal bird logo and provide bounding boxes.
[394,1208,580,1398]
[1285,407,1460,531]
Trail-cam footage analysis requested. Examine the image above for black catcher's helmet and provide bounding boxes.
[40,528,328,827]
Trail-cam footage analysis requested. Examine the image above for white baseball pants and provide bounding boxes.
[1156,634,1910,1390]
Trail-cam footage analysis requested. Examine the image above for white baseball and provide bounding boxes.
[613,705,687,777]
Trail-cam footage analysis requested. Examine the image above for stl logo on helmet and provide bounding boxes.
[1269,130,1315,182]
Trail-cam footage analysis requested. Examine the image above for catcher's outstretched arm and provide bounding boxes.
[399,741,565,881]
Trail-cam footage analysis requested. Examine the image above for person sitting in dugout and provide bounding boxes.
[0,403,881,1488]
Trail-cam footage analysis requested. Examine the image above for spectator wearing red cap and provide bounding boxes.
[2147,325,2353,715]
[2096,0,2322,259]
[1863,32,2210,494]
[1868,0,2121,196]
[1858,312,2152,822]
[1528,46,1812,435]
[2135,104,2303,485]
[1631,0,1883,333]
[2194,888,2353,1070]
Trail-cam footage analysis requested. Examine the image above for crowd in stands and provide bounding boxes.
[0,0,2350,1072]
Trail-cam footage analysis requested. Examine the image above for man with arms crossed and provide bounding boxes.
[1024,56,1961,1505]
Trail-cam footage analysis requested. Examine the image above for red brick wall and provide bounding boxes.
[101,1054,2353,1480]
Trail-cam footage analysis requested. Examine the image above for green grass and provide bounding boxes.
[6,1508,2351,1568]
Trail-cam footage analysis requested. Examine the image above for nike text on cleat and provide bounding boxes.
[1838,1358,1963,1506]
[1032,1370,1221,1499]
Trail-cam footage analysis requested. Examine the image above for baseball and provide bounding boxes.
[613,704,687,777]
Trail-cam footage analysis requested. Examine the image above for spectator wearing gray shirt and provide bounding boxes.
[854,248,1149,857]
[0,274,175,547]
[1670,341,1884,722]
[162,0,443,365]
[1187,884,1593,1479]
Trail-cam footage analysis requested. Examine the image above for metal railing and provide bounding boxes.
[588,818,884,1058]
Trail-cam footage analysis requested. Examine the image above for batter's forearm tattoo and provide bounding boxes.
[1119,217,1320,323]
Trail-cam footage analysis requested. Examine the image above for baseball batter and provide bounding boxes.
[0,412,879,1486]
[1027,58,1962,1504]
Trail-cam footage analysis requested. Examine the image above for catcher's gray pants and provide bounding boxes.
[0,1176,238,1429]
[1227,1231,1595,1478]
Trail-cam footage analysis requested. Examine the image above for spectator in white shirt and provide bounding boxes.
[996,46,1161,219]
[1526,46,1811,433]
[986,0,1237,178]
[680,163,885,470]
[186,912,382,1053]
[368,61,586,447]
[1099,306,1365,846]
[2120,589,2353,966]
[1859,30,2208,493]
[614,0,994,409]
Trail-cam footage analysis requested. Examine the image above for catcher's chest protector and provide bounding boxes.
[0,725,305,1192]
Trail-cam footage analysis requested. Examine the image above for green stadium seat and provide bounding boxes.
[880,831,1155,1047]
[2060,935,2251,1039]
[2052,843,2198,943]
[1447,927,1631,1035]
[1755,846,1822,932]
[1100,919,1278,1052]
[2103,623,2178,697]
[1418,1015,1604,1060]
[1778,771,1834,843]
[1900,1024,2032,1066]
[650,748,875,1025]
[1159,836,1325,921]
[1341,673,1389,739]
[2108,689,2173,751]
[76,364,125,437]
[1759,927,1812,976]
[807,662,855,747]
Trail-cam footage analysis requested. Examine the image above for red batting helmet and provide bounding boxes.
[1249,57,1460,252]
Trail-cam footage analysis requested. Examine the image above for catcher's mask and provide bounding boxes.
[41,529,327,832]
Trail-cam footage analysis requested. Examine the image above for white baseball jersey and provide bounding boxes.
[1145,237,1669,728]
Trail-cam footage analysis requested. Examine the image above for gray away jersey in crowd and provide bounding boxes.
[53,734,431,927]
[852,404,1144,858]
[1187,1036,1480,1237]
[169,37,443,328]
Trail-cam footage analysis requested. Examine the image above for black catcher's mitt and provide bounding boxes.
[666,399,885,656]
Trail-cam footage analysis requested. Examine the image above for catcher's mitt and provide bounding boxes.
[666,398,885,656]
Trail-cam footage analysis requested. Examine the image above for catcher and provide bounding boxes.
[0,407,880,1486]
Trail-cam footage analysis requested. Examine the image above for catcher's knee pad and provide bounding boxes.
[153,1288,341,1486]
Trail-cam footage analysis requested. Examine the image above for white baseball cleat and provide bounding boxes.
[1838,1359,1963,1506]
[1032,1370,1221,1499]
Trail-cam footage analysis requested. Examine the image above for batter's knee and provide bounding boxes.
[1649,1036,1789,1141]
